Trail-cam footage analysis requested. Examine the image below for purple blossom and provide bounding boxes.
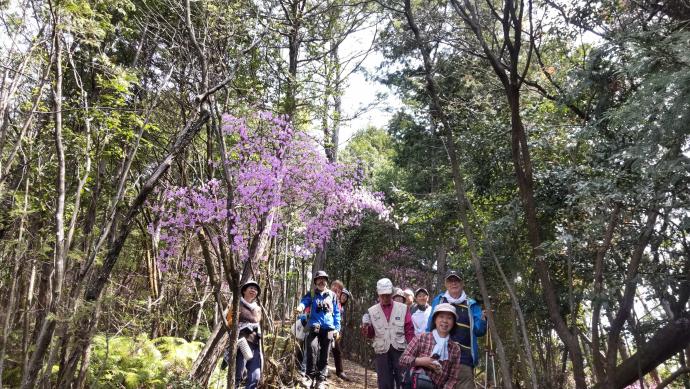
[151,111,391,273]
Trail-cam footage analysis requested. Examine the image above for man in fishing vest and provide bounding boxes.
[362,278,415,389]
[410,287,431,335]
[426,270,486,389]
[296,271,341,389]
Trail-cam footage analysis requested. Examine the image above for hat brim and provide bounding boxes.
[444,275,462,281]
[432,309,458,322]
[241,282,261,296]
[377,288,393,295]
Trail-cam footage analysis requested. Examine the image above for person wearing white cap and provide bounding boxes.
[361,278,415,389]
[399,303,463,389]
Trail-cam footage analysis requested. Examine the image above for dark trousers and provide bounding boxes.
[374,347,403,389]
[235,342,261,389]
[332,336,344,374]
[306,331,332,381]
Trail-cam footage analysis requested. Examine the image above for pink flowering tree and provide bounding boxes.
[153,111,390,384]
[153,112,389,273]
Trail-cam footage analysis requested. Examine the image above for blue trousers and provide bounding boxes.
[235,341,261,389]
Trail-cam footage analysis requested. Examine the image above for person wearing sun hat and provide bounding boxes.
[295,271,341,389]
[426,270,486,389]
[392,287,407,304]
[223,279,263,388]
[399,303,463,388]
[402,288,415,307]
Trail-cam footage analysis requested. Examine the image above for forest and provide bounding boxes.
[0,0,689,387]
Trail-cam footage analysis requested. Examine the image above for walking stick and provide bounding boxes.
[364,341,368,389]
[484,319,497,389]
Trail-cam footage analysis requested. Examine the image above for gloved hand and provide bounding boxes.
[294,305,304,315]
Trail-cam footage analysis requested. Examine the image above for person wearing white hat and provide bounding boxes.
[222,280,263,389]
[399,303,463,389]
[361,278,415,389]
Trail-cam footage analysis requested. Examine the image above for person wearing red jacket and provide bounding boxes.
[361,278,415,389]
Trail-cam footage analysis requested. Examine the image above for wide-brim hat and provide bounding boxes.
[393,288,406,299]
[240,280,261,297]
[431,303,458,322]
[313,270,329,282]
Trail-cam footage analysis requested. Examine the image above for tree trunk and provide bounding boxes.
[593,318,690,389]
[435,244,447,292]
[402,1,513,386]
[0,175,30,387]
[21,18,66,387]
[189,322,229,385]
[57,110,211,385]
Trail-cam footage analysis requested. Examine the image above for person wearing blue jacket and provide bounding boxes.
[426,270,486,389]
[296,271,341,389]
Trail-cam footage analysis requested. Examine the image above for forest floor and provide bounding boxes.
[296,357,377,389]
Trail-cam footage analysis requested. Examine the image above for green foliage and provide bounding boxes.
[86,334,204,388]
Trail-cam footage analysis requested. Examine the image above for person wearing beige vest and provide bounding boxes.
[361,278,415,389]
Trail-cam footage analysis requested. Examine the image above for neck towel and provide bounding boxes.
[443,291,467,305]
[431,329,450,361]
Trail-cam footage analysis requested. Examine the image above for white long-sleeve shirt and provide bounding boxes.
[410,304,431,335]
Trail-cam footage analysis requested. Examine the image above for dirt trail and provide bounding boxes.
[298,357,377,389]
[328,358,377,389]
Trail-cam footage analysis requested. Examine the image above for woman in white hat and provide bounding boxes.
[399,303,463,389]
[225,280,262,389]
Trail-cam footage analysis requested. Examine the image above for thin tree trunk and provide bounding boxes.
[57,110,211,385]
[591,205,621,381]
[435,244,447,292]
[0,174,30,386]
[189,322,229,385]
[401,1,513,386]
[21,16,66,387]
[447,0,589,384]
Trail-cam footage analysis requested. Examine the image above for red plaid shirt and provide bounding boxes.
[398,333,463,389]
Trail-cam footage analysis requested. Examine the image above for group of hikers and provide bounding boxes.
[226,269,487,389]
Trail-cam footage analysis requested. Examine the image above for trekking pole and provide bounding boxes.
[484,319,497,389]
[364,341,368,389]
[361,312,372,389]
[484,320,489,389]
[489,326,498,388]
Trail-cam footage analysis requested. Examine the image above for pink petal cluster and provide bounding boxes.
[151,111,390,272]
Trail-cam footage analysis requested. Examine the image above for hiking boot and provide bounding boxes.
[314,379,327,389]
[336,372,351,381]
[296,372,311,388]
